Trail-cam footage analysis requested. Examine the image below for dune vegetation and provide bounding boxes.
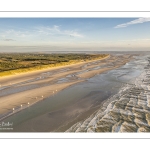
[0,53,109,77]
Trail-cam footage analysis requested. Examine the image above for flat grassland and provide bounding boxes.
[0,53,108,77]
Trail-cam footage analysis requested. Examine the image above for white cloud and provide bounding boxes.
[114,18,150,28]
[36,25,83,38]
[0,25,83,43]
[0,29,31,38]
[36,26,60,35]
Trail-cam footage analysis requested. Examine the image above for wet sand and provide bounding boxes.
[0,54,133,132]
[0,57,108,113]
[66,55,150,132]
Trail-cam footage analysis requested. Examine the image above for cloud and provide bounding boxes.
[2,39,15,41]
[0,25,83,43]
[36,25,83,38]
[36,26,60,35]
[114,18,150,28]
[0,29,31,38]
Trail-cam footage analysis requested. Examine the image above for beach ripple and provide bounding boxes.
[66,56,150,132]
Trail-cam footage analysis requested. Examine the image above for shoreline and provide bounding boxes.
[66,55,150,132]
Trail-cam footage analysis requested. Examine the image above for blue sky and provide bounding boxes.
[0,18,150,52]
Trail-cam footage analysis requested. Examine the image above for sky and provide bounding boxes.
[0,18,150,52]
